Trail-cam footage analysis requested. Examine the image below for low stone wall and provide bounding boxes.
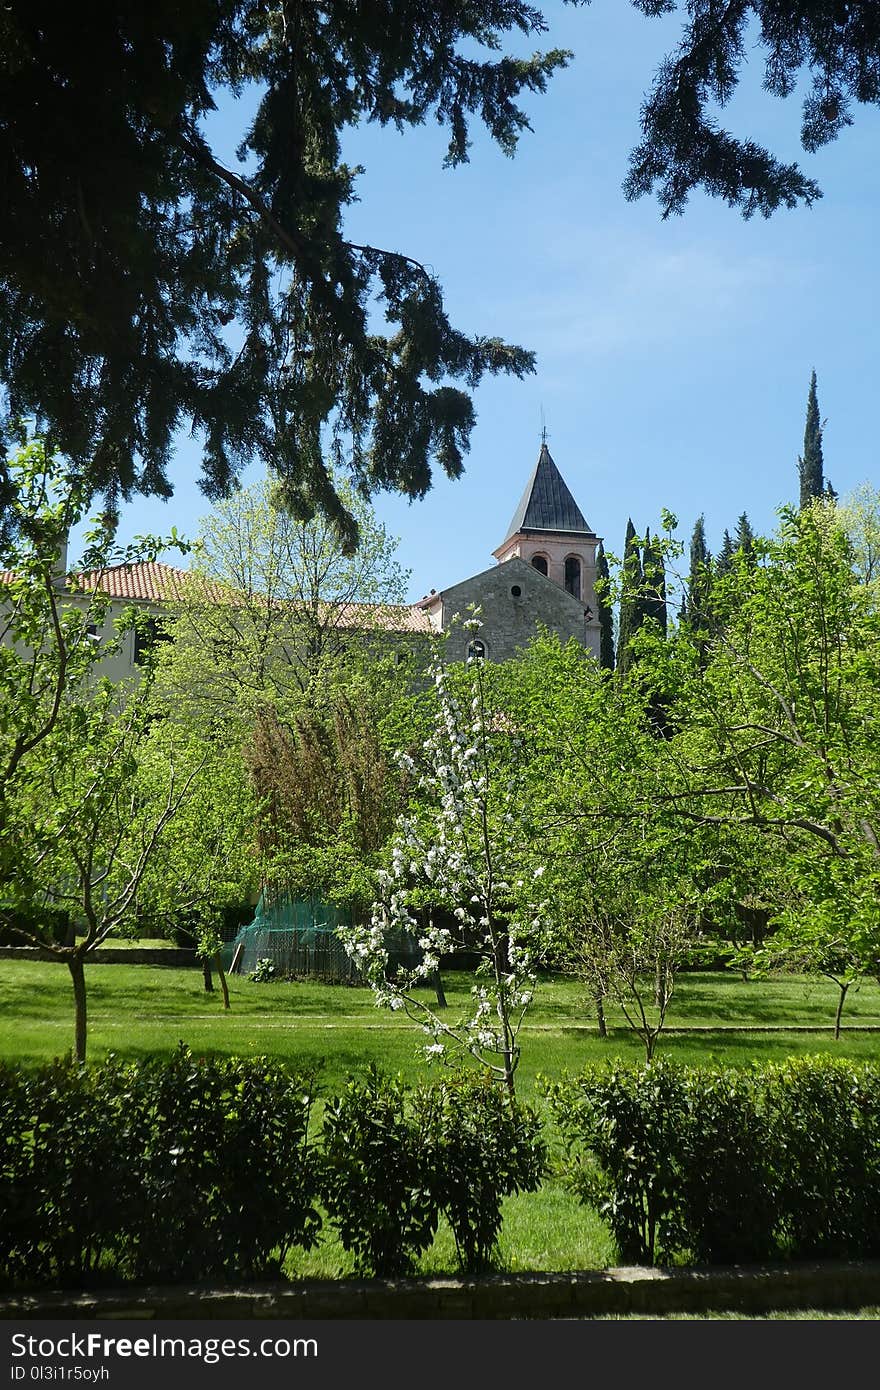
[3,1261,880,1320]
[0,947,197,967]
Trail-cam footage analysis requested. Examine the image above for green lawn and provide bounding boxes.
[3,960,879,1283]
[3,962,880,1094]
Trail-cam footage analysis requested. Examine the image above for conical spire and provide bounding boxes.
[501,443,593,542]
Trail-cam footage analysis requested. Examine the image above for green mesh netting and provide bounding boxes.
[226,890,423,985]
[228,891,360,984]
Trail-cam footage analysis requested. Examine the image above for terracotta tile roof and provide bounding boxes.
[74,561,192,602]
[2,562,433,635]
[0,561,193,600]
[335,601,434,635]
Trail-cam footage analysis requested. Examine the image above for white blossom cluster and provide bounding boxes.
[341,614,550,1089]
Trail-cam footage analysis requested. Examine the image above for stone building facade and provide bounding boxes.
[4,442,601,675]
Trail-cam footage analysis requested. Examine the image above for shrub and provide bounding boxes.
[0,1057,146,1286]
[675,1067,779,1263]
[763,1056,880,1259]
[320,1066,548,1276]
[548,1057,880,1267]
[0,905,71,946]
[130,1046,321,1281]
[547,1062,691,1264]
[421,1073,547,1272]
[319,1065,437,1276]
[248,957,276,983]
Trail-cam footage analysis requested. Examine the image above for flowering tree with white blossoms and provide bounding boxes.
[340,615,551,1099]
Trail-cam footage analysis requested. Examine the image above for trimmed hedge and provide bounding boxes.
[0,1053,546,1289]
[0,1047,321,1288]
[547,1056,880,1266]
[5,1053,880,1288]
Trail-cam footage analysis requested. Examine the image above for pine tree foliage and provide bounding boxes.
[623,3,880,219]
[0,4,571,546]
[799,370,825,509]
[595,540,615,671]
[616,518,643,677]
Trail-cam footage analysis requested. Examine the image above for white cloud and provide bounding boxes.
[488,230,814,366]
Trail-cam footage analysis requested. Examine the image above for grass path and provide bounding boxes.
[3,960,880,1098]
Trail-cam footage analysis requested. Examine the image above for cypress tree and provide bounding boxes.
[641,528,668,637]
[595,541,615,671]
[798,370,825,508]
[686,515,713,629]
[716,529,735,578]
[735,512,756,567]
[616,518,643,677]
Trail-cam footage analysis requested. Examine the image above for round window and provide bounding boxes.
[511,585,522,597]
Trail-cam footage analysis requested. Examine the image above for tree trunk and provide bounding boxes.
[202,961,214,992]
[67,952,88,1063]
[594,990,607,1038]
[503,1055,516,1102]
[654,960,668,1009]
[432,970,447,1009]
[834,981,849,1040]
[214,952,230,1010]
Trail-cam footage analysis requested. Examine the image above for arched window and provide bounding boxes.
[466,638,486,663]
[564,556,582,599]
[531,555,548,576]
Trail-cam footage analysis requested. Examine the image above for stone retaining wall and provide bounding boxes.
[3,1262,880,1320]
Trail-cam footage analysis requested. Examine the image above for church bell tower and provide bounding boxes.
[493,442,601,637]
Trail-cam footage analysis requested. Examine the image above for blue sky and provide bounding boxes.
[86,1,880,602]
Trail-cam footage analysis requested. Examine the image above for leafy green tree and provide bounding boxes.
[571,887,695,1064]
[153,478,414,761]
[132,726,263,1008]
[595,540,615,671]
[799,370,826,509]
[620,3,880,218]
[0,442,199,1060]
[151,476,423,915]
[501,632,702,1060]
[758,887,874,1040]
[156,476,412,733]
[243,668,421,916]
[0,4,570,542]
[837,484,880,585]
[639,502,880,1003]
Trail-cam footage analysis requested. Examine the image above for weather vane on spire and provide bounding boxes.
[540,406,549,446]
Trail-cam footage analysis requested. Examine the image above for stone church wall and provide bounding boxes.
[434,557,600,663]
